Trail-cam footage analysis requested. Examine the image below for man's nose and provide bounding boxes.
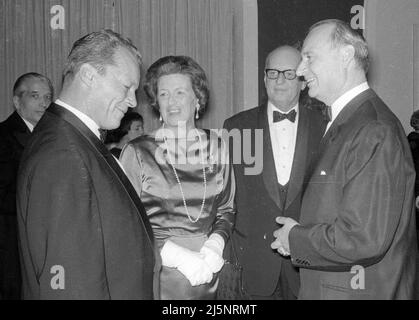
[127,90,137,108]
[41,97,50,109]
[275,73,286,84]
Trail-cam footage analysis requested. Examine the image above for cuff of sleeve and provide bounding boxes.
[207,233,225,253]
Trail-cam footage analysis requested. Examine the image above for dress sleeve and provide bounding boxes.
[119,143,143,196]
[210,136,236,243]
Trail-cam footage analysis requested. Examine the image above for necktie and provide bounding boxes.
[273,109,297,123]
[98,129,107,143]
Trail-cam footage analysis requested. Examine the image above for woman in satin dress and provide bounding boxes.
[120,55,236,300]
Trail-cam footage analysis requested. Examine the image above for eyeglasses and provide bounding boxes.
[265,69,297,80]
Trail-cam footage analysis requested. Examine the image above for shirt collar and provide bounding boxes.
[267,101,299,124]
[55,99,101,139]
[19,116,34,132]
[330,82,369,124]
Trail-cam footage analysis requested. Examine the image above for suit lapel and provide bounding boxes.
[311,89,376,176]
[285,104,309,209]
[47,104,155,247]
[9,112,31,148]
[259,104,282,209]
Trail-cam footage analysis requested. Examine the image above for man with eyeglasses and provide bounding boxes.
[223,45,327,299]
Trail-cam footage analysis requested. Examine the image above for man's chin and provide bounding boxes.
[307,88,318,99]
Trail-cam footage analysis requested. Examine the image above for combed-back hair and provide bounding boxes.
[13,72,54,98]
[309,19,369,73]
[62,29,142,81]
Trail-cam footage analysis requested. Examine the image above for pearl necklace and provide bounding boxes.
[163,128,207,223]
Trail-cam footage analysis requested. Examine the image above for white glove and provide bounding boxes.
[200,233,225,273]
[160,240,213,286]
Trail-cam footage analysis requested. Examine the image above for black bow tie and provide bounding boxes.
[273,109,297,123]
[98,129,107,143]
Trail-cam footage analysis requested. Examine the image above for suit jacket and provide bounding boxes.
[0,111,31,216]
[289,89,418,299]
[223,101,326,296]
[0,111,30,299]
[17,104,158,299]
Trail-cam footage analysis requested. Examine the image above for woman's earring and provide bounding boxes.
[195,103,200,120]
[159,115,163,122]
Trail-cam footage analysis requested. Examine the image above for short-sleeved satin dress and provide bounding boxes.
[120,129,235,300]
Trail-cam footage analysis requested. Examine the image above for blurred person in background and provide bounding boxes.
[0,72,53,300]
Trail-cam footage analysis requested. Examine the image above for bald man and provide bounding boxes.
[223,46,327,299]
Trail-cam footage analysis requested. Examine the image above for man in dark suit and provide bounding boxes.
[17,30,157,299]
[0,73,53,299]
[272,19,417,299]
[223,46,326,299]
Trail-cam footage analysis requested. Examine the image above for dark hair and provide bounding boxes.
[309,19,369,73]
[62,29,142,82]
[105,112,143,143]
[143,55,209,116]
[13,72,54,98]
[411,110,419,131]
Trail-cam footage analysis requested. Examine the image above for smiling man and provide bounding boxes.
[16,30,157,299]
[271,19,417,300]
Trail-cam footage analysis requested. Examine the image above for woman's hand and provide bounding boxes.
[160,240,213,286]
[200,234,225,273]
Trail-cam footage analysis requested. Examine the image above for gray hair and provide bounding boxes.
[62,29,142,81]
[309,19,369,73]
[13,72,54,98]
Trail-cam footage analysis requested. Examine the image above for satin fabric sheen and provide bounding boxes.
[120,130,235,299]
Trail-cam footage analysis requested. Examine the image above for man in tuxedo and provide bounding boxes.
[272,19,417,299]
[17,30,157,299]
[223,45,326,299]
[0,73,53,299]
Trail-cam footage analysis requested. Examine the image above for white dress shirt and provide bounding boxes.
[325,82,370,135]
[268,102,299,186]
[55,99,101,140]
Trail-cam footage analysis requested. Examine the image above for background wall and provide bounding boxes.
[0,0,255,131]
[365,0,419,133]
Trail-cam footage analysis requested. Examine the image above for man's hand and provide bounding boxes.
[271,217,299,256]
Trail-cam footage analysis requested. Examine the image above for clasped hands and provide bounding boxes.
[161,234,225,286]
[271,217,299,257]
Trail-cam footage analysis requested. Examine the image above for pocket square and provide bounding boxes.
[320,170,327,176]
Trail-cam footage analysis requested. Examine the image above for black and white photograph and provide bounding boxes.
[0,0,418,311]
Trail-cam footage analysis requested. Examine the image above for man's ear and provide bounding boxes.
[300,79,307,91]
[341,45,356,68]
[78,63,98,88]
[12,96,21,110]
